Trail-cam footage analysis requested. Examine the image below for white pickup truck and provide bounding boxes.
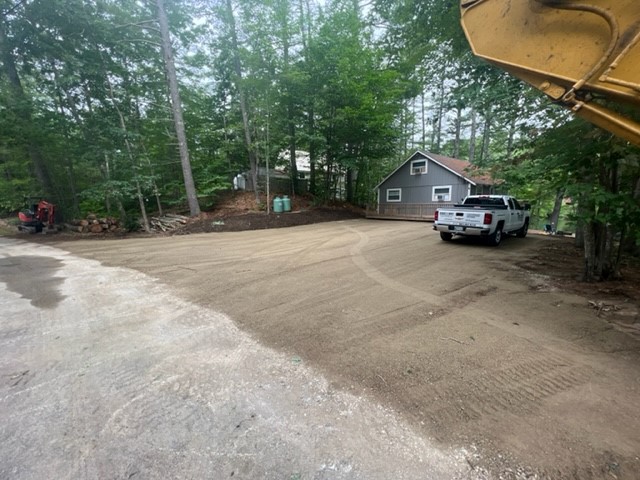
[433,195,530,246]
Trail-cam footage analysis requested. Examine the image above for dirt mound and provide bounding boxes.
[180,208,363,235]
[173,191,363,234]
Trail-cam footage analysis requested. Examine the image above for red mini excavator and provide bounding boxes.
[18,199,56,233]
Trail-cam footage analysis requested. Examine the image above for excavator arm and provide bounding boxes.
[460,0,640,146]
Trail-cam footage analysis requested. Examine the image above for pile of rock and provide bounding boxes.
[66,214,122,234]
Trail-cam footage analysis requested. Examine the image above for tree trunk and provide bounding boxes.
[102,154,112,214]
[434,77,445,153]
[278,0,298,195]
[308,108,317,195]
[583,220,616,281]
[0,21,54,198]
[140,142,163,216]
[324,153,333,200]
[225,0,259,203]
[506,116,517,161]
[51,67,81,216]
[298,0,315,196]
[156,0,200,216]
[469,107,477,163]
[409,99,416,152]
[549,189,564,232]
[106,79,150,233]
[581,152,622,281]
[421,86,427,149]
[583,220,598,282]
[453,104,462,159]
[479,107,492,165]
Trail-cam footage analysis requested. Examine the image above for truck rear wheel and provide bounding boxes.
[488,226,502,246]
[516,220,529,238]
[440,232,453,241]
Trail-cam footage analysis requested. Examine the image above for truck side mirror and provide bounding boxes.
[523,203,531,211]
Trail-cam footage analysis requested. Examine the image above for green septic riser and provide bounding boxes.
[273,196,284,213]
[282,195,291,212]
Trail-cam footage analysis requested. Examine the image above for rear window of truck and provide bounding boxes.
[463,198,505,207]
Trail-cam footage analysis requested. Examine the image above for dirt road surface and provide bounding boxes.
[2,219,639,479]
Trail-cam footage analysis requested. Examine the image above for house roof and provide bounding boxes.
[426,152,494,186]
[375,151,494,189]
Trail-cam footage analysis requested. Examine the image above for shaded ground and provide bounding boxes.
[520,235,640,339]
[522,235,640,297]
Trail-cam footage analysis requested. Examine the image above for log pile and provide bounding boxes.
[149,214,189,232]
[66,214,122,234]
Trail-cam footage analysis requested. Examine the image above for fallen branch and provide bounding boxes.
[439,337,469,345]
[148,215,188,232]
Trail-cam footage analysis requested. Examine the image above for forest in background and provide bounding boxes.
[1,0,639,280]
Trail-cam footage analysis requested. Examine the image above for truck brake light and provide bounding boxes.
[434,210,439,221]
[483,213,492,225]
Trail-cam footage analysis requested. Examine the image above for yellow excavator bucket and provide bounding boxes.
[461,0,640,145]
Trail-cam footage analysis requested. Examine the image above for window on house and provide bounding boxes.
[432,186,452,202]
[387,188,401,202]
[410,159,427,175]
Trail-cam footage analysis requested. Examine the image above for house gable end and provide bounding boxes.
[418,151,477,186]
[376,151,473,191]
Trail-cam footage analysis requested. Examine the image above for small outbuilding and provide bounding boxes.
[368,151,496,221]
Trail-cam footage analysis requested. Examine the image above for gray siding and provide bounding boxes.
[380,152,469,205]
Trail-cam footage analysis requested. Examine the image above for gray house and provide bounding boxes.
[369,151,496,221]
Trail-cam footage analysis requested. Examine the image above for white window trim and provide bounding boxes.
[432,185,452,202]
[410,159,427,175]
[387,188,402,202]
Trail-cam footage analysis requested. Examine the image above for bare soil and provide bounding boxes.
[4,196,640,478]
[45,219,640,479]
[520,235,640,339]
[182,192,364,234]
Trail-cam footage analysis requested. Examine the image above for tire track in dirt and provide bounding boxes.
[322,303,432,354]
[425,352,592,430]
[345,226,442,306]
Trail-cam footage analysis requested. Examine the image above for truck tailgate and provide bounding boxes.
[438,209,486,227]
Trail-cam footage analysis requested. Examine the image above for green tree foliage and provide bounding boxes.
[374,0,640,280]
[2,0,638,279]
[0,0,207,220]
[517,120,640,280]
